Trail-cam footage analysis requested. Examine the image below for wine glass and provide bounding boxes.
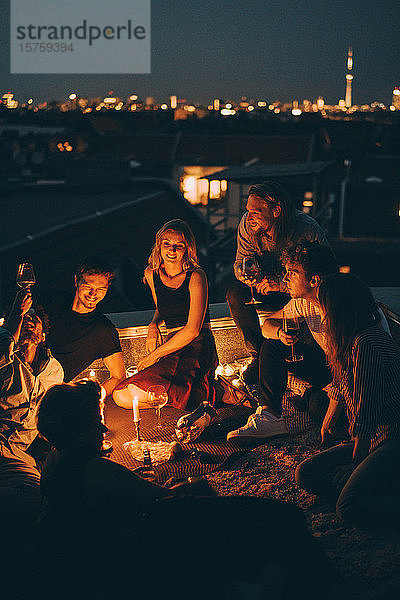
[147,385,168,429]
[125,365,138,378]
[242,257,262,305]
[16,263,36,289]
[283,309,303,363]
[99,385,113,454]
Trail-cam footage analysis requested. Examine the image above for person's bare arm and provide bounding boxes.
[138,269,207,371]
[261,308,284,340]
[320,398,342,445]
[4,289,32,342]
[102,351,126,396]
[255,278,282,294]
[144,268,164,352]
[260,308,297,345]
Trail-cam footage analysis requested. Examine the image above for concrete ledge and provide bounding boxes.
[371,288,400,315]
[82,290,400,377]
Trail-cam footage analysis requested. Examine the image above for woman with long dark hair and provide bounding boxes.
[113,219,218,411]
[296,273,400,531]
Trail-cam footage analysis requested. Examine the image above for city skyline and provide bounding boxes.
[1,0,399,105]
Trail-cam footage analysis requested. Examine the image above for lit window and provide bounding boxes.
[182,176,197,204]
[210,180,221,199]
[198,178,209,205]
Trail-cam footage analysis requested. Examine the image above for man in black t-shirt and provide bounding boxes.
[42,257,125,396]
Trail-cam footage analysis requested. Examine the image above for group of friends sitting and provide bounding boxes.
[1,180,399,599]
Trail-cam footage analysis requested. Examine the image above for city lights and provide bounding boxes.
[1,76,399,120]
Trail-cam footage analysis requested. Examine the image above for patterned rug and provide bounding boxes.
[104,400,254,484]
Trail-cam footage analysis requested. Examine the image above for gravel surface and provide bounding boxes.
[206,428,400,599]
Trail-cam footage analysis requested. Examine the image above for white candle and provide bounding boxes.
[132,396,140,422]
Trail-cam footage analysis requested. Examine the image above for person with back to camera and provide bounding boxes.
[36,379,348,600]
[296,273,400,531]
[113,219,219,435]
[226,181,330,388]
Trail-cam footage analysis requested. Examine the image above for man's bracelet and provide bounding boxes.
[276,326,282,339]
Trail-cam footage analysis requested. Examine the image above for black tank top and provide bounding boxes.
[153,269,210,329]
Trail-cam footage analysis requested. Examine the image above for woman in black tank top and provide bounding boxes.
[113,220,218,411]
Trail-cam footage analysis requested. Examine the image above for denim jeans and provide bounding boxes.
[226,280,290,357]
[295,437,400,531]
[259,338,332,416]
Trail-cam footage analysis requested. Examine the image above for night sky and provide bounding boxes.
[1,0,399,105]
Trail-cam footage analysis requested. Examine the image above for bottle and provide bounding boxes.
[143,448,152,468]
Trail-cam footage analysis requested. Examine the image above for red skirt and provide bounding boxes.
[115,328,219,411]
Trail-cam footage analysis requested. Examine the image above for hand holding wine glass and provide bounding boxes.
[283,309,303,363]
[242,257,262,305]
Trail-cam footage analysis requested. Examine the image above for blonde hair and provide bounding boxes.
[147,219,200,272]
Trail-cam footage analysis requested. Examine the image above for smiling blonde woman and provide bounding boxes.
[113,219,219,411]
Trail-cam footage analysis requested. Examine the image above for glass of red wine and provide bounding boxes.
[283,309,303,363]
[242,257,262,305]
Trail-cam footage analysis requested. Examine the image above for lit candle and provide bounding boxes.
[132,396,140,422]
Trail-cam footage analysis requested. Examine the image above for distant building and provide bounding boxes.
[392,88,400,110]
[345,47,354,108]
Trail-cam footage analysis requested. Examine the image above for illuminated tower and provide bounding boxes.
[392,87,400,110]
[345,47,353,108]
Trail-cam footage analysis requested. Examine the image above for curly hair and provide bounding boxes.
[147,219,200,272]
[281,240,338,281]
[37,380,102,450]
[2,302,50,340]
[33,304,50,337]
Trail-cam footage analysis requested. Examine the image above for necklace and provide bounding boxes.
[160,266,185,279]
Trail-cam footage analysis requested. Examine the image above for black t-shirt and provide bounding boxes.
[42,291,122,382]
